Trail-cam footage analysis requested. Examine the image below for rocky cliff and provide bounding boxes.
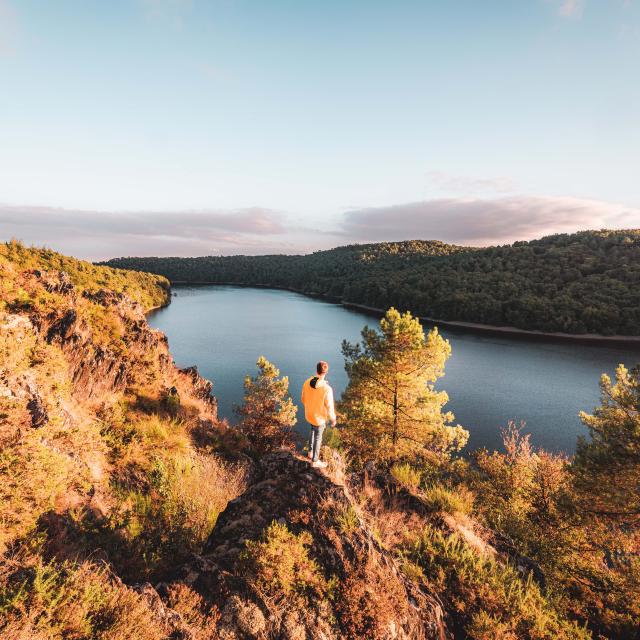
[183,451,448,640]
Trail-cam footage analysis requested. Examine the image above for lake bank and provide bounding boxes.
[167,281,640,349]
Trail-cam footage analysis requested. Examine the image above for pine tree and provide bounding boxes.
[339,308,468,465]
[569,365,640,634]
[235,356,298,456]
[573,364,640,527]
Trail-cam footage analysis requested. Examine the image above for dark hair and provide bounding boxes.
[316,361,329,375]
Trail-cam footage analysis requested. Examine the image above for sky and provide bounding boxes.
[1,0,639,259]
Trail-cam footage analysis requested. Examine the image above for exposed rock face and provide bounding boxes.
[185,451,449,640]
[180,365,215,403]
[4,270,217,415]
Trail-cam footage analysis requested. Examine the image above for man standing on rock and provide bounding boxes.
[301,361,336,469]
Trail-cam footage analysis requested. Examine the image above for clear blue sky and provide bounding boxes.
[1,0,639,258]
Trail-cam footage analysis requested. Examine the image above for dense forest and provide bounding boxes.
[102,230,640,336]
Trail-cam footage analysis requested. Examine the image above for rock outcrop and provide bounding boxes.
[1,268,217,415]
[183,451,449,640]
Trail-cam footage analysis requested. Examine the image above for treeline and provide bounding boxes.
[102,230,640,335]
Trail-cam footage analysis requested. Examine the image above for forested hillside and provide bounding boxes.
[103,230,640,336]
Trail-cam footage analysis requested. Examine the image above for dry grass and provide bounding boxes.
[165,583,220,640]
[335,556,410,640]
[390,462,422,491]
[0,554,168,640]
[405,526,590,640]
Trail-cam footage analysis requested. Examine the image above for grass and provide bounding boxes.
[0,555,168,639]
[390,462,421,490]
[0,551,221,640]
[336,505,359,536]
[405,526,590,640]
[1,240,169,312]
[420,483,474,516]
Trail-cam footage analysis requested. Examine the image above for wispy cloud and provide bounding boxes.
[0,205,290,259]
[426,171,517,196]
[339,196,640,246]
[2,196,639,260]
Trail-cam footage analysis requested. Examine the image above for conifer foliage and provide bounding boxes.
[339,308,468,465]
[235,356,298,455]
[573,364,640,526]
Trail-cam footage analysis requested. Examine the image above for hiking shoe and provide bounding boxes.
[312,460,328,469]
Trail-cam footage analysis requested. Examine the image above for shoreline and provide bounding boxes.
[158,281,640,348]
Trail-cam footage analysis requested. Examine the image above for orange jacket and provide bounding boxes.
[301,376,336,427]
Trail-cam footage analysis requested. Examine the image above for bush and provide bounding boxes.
[234,357,297,456]
[239,521,328,603]
[390,462,421,491]
[405,526,590,640]
[420,484,474,515]
[165,583,220,640]
[323,426,342,450]
[336,505,359,535]
[0,555,167,639]
[106,451,247,580]
[335,558,410,640]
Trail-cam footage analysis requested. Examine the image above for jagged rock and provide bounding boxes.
[186,451,449,640]
[2,373,49,429]
[180,365,214,400]
[46,308,78,342]
[30,269,74,295]
[26,390,48,428]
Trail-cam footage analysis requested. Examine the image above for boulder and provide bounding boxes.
[185,451,449,640]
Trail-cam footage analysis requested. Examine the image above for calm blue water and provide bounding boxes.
[148,285,639,454]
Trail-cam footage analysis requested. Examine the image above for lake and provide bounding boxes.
[148,285,639,454]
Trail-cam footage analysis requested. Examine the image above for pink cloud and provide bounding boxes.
[340,196,640,246]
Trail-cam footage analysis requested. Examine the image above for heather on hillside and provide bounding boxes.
[0,245,246,638]
[2,240,170,312]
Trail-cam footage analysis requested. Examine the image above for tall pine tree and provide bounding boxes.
[339,308,468,465]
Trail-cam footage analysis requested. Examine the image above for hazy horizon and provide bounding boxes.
[1,0,639,259]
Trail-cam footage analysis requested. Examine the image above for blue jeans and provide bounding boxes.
[309,422,325,462]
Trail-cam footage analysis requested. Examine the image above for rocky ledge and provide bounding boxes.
[175,451,449,640]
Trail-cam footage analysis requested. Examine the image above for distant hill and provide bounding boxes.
[102,230,640,336]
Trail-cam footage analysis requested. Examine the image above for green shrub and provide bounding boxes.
[336,505,359,535]
[406,526,590,640]
[420,483,473,515]
[240,521,328,602]
[0,556,168,639]
[323,426,343,450]
[0,240,169,311]
[390,462,421,491]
